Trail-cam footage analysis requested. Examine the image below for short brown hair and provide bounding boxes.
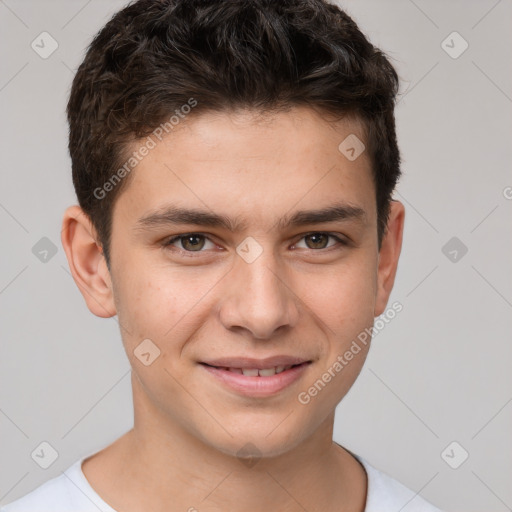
[67,0,401,267]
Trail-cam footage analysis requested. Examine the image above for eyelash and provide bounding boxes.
[162,232,348,257]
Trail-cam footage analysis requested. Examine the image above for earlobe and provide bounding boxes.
[374,200,405,317]
[61,205,116,318]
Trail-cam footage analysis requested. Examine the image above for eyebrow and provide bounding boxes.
[134,202,367,233]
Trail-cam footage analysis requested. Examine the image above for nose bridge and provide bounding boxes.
[219,240,299,339]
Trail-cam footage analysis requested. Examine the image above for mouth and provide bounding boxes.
[199,359,312,397]
[200,362,309,376]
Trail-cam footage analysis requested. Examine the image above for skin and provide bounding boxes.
[61,106,405,512]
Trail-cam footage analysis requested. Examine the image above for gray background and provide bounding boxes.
[1,1,511,510]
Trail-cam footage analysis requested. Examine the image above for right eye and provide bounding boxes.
[163,233,218,255]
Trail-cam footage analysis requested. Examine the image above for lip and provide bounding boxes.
[199,360,312,397]
[200,355,310,369]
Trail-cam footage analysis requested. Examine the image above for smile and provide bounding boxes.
[206,364,300,376]
[199,361,312,397]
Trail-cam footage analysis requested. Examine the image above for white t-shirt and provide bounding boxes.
[1,452,442,512]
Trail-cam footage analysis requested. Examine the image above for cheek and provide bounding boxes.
[298,256,377,334]
[112,261,221,351]
[297,256,376,388]
[111,258,170,344]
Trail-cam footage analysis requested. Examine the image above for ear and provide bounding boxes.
[374,200,405,317]
[61,205,116,318]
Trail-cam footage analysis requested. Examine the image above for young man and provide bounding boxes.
[2,0,442,510]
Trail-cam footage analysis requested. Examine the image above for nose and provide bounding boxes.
[217,247,300,340]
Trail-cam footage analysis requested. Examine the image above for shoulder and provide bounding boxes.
[0,458,115,512]
[1,472,74,512]
[357,456,443,512]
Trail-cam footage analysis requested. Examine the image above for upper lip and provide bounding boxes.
[200,356,311,370]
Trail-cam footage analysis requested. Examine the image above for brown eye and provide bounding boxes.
[294,233,346,251]
[165,234,215,252]
[304,233,330,249]
[180,235,205,251]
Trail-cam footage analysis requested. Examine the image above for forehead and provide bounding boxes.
[113,106,376,228]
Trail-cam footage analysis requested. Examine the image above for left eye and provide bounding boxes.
[293,233,344,250]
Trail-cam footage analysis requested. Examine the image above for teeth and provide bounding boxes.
[241,368,259,376]
[226,365,299,376]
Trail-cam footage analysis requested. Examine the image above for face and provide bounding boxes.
[69,106,404,459]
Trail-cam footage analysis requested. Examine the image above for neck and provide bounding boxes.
[82,377,367,512]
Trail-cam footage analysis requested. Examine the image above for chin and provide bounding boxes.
[196,420,307,462]
[215,438,298,462]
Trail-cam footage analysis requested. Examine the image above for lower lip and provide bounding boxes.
[200,362,311,397]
